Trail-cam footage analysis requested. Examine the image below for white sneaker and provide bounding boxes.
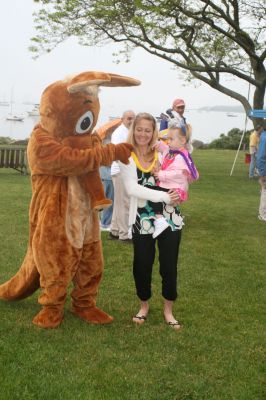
[100,225,110,231]
[258,215,266,221]
[152,217,169,238]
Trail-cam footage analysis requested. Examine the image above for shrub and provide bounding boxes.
[208,128,251,150]
[0,136,13,145]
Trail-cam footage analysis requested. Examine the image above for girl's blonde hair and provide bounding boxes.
[127,112,158,161]
[168,120,192,150]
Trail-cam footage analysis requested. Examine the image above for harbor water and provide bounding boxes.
[0,103,254,144]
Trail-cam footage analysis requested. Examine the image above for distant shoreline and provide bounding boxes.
[0,103,245,114]
[194,105,244,113]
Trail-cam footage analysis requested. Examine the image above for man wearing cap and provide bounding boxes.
[160,99,189,132]
[170,98,187,135]
[159,98,192,151]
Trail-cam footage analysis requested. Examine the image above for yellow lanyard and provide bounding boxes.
[131,151,158,173]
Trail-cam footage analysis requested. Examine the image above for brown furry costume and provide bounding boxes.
[0,71,140,328]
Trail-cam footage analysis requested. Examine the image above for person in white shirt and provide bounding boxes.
[109,110,135,242]
[118,112,182,329]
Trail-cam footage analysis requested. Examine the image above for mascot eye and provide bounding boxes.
[75,111,94,134]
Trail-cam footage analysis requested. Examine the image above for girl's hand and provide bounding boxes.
[168,189,180,206]
[152,141,160,150]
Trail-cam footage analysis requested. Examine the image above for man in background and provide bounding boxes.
[256,125,266,221]
[109,110,135,242]
[169,98,188,135]
[249,125,263,178]
[159,98,192,152]
[97,119,122,230]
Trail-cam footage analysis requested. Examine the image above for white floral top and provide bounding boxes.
[131,153,184,235]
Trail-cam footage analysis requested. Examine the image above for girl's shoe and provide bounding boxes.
[153,217,169,238]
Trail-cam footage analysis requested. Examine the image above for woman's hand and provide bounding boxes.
[151,160,160,178]
[168,189,180,206]
[153,170,160,179]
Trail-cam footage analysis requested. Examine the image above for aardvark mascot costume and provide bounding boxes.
[0,71,140,328]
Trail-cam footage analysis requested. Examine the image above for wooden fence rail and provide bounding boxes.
[0,146,28,175]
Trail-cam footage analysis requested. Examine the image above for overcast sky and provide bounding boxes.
[1,0,253,125]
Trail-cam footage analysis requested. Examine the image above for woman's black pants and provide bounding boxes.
[132,228,182,301]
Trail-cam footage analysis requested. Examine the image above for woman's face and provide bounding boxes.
[134,119,154,148]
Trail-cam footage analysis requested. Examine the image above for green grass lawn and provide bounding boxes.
[0,150,265,400]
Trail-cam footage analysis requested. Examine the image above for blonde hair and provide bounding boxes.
[127,112,158,161]
[168,121,192,150]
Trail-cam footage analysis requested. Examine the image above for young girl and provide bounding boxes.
[151,122,199,238]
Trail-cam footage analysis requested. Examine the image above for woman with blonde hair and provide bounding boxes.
[119,112,183,330]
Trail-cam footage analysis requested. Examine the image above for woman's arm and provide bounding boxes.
[119,158,171,204]
[158,168,188,184]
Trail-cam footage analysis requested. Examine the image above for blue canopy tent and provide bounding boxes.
[230,109,266,176]
[248,109,266,119]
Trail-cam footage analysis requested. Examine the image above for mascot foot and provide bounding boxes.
[32,307,64,329]
[71,306,114,324]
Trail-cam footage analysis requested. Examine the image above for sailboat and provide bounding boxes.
[6,88,24,122]
[6,114,24,121]
[27,103,40,117]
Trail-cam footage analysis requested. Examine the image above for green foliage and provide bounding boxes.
[208,128,251,150]
[0,136,13,145]
[30,1,266,113]
[0,152,265,400]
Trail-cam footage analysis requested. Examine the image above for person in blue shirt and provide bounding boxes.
[99,163,114,230]
[256,127,266,221]
[159,98,192,141]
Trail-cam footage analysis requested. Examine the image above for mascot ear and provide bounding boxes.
[67,71,141,93]
[101,73,141,87]
[95,118,122,140]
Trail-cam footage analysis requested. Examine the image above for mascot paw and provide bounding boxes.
[32,307,64,329]
[114,143,133,164]
[71,306,114,324]
[92,198,112,211]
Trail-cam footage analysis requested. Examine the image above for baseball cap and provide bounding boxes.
[172,98,185,108]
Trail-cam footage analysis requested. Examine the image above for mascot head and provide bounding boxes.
[39,71,140,141]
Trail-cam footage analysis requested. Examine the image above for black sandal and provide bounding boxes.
[168,320,181,329]
[133,315,147,323]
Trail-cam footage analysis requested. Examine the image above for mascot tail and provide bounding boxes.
[0,247,40,300]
